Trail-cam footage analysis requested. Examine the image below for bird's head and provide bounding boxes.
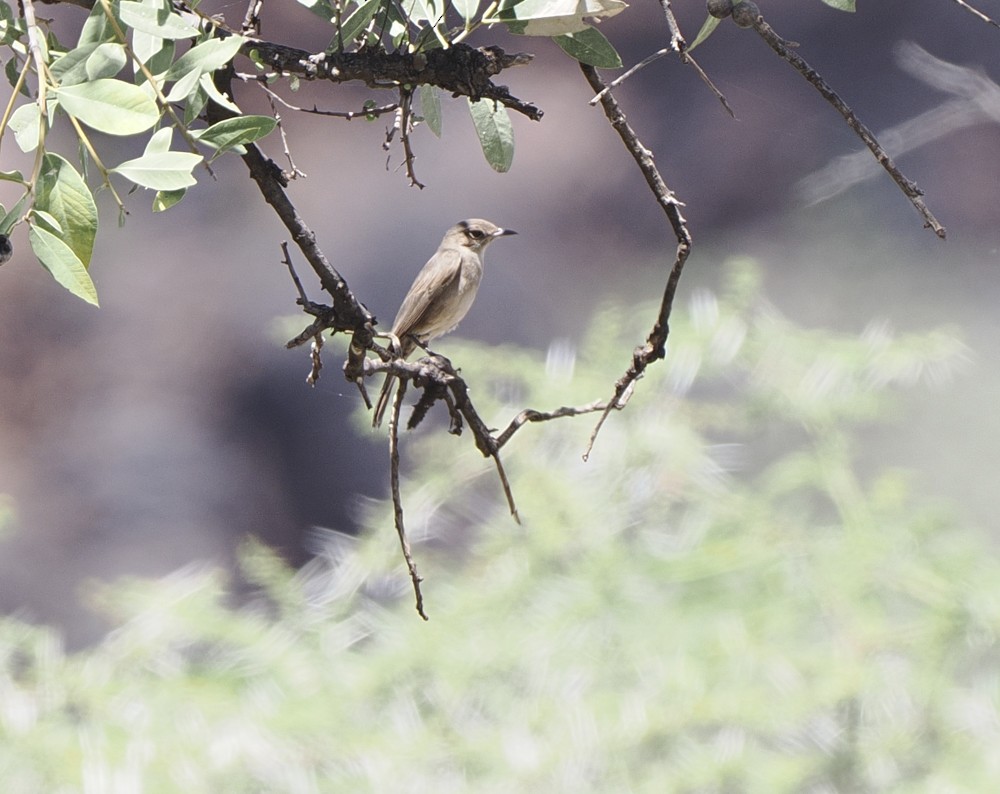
[448,219,517,252]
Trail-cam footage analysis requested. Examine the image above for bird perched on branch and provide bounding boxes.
[372,218,517,428]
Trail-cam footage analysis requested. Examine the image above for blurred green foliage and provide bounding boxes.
[1,259,996,793]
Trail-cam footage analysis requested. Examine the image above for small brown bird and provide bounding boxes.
[372,219,516,428]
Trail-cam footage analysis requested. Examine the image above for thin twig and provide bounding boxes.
[656,0,685,53]
[397,85,424,189]
[389,378,427,620]
[495,400,609,449]
[679,51,735,118]
[580,64,692,461]
[799,42,1000,204]
[947,0,1000,28]
[262,90,306,179]
[590,49,670,105]
[745,8,946,238]
[249,78,400,120]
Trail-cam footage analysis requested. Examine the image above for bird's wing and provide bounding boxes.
[391,248,463,341]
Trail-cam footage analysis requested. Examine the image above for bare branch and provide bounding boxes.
[742,7,946,239]
[495,401,609,449]
[580,64,692,461]
[246,41,543,121]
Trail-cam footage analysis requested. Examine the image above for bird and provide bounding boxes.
[372,218,517,428]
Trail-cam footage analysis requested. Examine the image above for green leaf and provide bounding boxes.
[119,1,201,39]
[86,42,128,81]
[184,85,209,124]
[334,0,382,47]
[487,0,626,36]
[28,224,99,306]
[821,0,855,10]
[153,188,186,212]
[8,102,41,152]
[77,2,117,46]
[50,43,101,86]
[5,57,31,97]
[0,170,26,184]
[198,72,240,112]
[193,115,276,150]
[165,64,202,102]
[451,0,479,22]
[418,85,442,137]
[0,192,28,236]
[144,126,175,154]
[165,35,244,82]
[36,153,99,268]
[54,79,160,135]
[31,209,63,235]
[688,15,720,52]
[552,27,621,68]
[112,150,202,190]
[294,0,337,21]
[468,98,514,173]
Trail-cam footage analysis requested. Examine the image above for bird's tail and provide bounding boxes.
[372,373,396,428]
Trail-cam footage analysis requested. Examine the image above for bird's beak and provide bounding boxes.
[496,228,518,237]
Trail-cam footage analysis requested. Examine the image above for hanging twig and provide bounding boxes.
[739,5,946,238]
[580,64,692,461]
[389,378,428,620]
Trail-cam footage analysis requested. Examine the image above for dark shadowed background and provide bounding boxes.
[1,0,998,645]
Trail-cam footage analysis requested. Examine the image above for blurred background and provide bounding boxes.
[1,0,998,654]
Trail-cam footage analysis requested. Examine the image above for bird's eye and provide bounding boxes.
[468,229,486,240]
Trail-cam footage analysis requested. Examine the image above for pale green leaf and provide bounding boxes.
[552,27,621,68]
[54,79,159,135]
[77,2,116,46]
[112,150,202,190]
[86,42,127,81]
[144,126,174,154]
[688,15,720,52]
[451,0,479,22]
[0,192,29,235]
[153,188,186,212]
[198,73,240,112]
[0,170,26,183]
[294,0,337,21]
[31,209,63,235]
[36,153,98,267]
[821,0,855,10]
[120,1,201,39]
[193,115,276,150]
[418,85,442,137]
[50,43,100,86]
[29,224,99,306]
[335,0,382,47]
[165,65,201,102]
[468,98,514,173]
[8,102,41,152]
[488,0,626,35]
[165,35,244,82]
[133,28,175,74]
